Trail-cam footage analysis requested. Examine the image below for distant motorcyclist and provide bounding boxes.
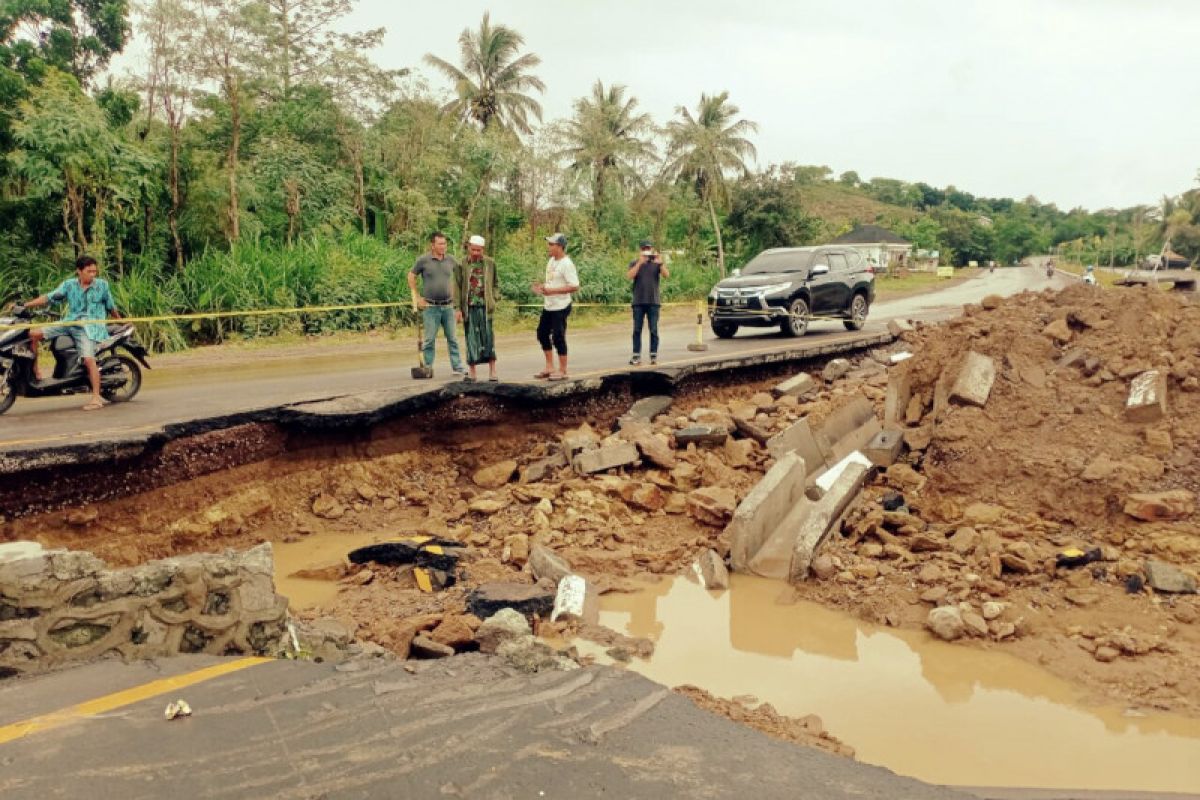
[19,255,122,411]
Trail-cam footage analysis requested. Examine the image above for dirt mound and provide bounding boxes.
[803,285,1200,715]
[897,284,1200,533]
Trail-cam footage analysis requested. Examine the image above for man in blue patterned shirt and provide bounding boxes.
[22,255,123,410]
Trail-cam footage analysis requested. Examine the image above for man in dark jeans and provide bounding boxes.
[626,239,669,365]
[407,230,466,377]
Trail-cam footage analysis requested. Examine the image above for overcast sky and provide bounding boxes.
[123,0,1198,211]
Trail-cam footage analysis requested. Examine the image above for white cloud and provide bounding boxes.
[120,0,1200,210]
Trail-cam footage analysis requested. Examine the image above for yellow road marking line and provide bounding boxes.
[0,656,271,746]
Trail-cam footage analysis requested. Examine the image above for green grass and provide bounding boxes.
[873,268,979,299]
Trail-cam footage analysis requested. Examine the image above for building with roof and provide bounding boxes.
[830,224,915,272]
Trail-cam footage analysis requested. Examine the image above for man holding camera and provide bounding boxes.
[626,239,669,366]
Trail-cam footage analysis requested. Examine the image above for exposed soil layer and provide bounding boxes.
[5,285,1198,726]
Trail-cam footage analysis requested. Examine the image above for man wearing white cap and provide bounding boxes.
[454,234,500,381]
[532,233,579,380]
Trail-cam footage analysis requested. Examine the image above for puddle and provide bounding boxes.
[587,574,1200,794]
[273,531,389,609]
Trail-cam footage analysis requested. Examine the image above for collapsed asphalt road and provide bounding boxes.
[0,267,1069,457]
[0,654,973,800]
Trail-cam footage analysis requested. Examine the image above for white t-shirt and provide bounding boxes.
[543,255,579,311]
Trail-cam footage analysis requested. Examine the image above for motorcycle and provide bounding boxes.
[1046,264,1055,278]
[0,306,150,415]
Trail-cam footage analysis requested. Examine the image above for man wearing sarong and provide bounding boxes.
[455,234,500,382]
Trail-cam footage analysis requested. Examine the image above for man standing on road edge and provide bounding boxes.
[532,232,579,381]
[21,255,122,411]
[626,238,669,366]
[408,231,466,378]
[456,234,500,382]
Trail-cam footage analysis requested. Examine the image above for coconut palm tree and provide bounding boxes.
[664,91,757,276]
[423,12,545,135]
[560,80,656,224]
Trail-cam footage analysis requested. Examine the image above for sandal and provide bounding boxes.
[488,376,499,382]
[547,373,569,382]
[82,399,107,411]
[534,370,554,379]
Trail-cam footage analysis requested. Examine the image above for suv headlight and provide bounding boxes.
[708,287,719,300]
[751,283,791,296]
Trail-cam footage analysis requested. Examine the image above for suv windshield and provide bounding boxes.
[741,250,816,275]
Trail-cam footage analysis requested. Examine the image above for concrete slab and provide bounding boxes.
[815,396,882,466]
[767,418,825,473]
[727,452,808,572]
[791,462,872,581]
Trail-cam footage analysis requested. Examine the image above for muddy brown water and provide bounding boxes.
[578,574,1200,794]
[275,533,1199,792]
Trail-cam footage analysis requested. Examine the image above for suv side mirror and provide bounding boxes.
[810,264,830,277]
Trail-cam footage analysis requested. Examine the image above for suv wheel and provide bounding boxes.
[843,292,869,331]
[711,320,738,339]
[781,297,809,337]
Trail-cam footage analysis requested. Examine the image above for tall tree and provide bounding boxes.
[423,12,544,135]
[665,91,757,276]
[139,0,197,267]
[560,80,654,225]
[0,0,131,84]
[190,0,256,242]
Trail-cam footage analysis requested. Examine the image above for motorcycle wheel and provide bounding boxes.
[0,368,15,415]
[100,354,142,402]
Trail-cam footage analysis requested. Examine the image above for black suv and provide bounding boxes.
[707,246,875,338]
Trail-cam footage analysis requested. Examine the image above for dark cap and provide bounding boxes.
[545,233,567,247]
[638,239,653,249]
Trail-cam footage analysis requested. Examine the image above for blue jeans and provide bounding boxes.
[422,305,463,370]
[632,304,660,356]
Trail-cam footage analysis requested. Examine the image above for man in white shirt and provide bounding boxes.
[532,233,580,380]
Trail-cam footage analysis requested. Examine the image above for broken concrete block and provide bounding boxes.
[1144,560,1198,594]
[627,431,676,469]
[626,395,673,423]
[814,396,882,465]
[767,418,824,472]
[467,583,556,622]
[789,461,871,581]
[573,442,639,474]
[887,318,915,337]
[675,425,729,448]
[560,425,600,461]
[1123,490,1195,521]
[551,575,588,621]
[692,549,729,590]
[883,364,913,427]
[863,429,904,468]
[1125,370,1168,423]
[520,452,568,483]
[889,352,913,364]
[772,373,815,400]
[726,452,808,572]
[949,351,996,407]
[529,545,573,585]
[815,451,873,493]
[822,359,851,382]
[733,417,772,445]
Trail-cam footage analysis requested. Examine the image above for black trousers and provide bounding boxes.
[536,305,571,355]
